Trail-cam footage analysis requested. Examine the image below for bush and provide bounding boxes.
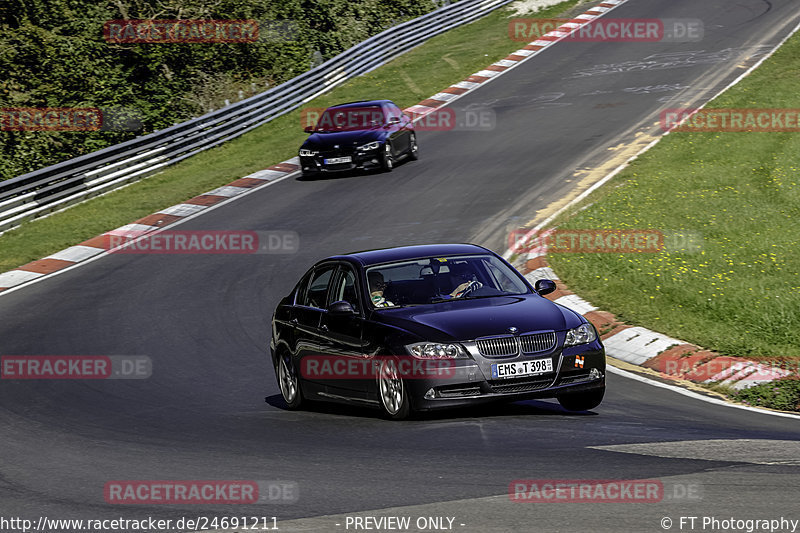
[736,378,800,412]
[0,0,440,180]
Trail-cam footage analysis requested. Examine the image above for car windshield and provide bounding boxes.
[365,254,530,307]
[314,106,386,132]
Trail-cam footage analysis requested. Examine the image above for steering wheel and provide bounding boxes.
[454,280,482,298]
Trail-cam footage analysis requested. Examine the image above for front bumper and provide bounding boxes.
[398,347,606,411]
[299,150,383,174]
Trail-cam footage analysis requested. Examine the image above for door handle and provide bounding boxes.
[290,318,299,326]
[320,324,329,331]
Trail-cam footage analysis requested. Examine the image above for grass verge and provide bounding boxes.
[547,29,800,360]
[0,0,587,274]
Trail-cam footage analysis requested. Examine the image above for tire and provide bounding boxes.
[407,133,419,161]
[557,387,605,412]
[276,353,303,409]
[377,359,411,420]
[380,142,394,172]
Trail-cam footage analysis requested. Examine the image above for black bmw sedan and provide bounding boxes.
[270,244,605,419]
[298,99,418,178]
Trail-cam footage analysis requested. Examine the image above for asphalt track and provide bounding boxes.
[2,1,800,532]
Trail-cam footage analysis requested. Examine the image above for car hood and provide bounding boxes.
[303,129,386,148]
[373,295,582,342]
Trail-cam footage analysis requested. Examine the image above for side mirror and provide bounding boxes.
[303,126,313,133]
[534,279,557,296]
[328,300,356,316]
[387,116,401,125]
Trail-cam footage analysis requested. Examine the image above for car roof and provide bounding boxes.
[327,244,494,267]
[325,100,393,110]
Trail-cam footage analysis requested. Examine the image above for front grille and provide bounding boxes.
[490,377,553,394]
[520,332,556,353]
[476,336,518,356]
[319,146,355,157]
[476,331,556,357]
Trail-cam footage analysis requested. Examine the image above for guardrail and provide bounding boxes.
[0,0,513,234]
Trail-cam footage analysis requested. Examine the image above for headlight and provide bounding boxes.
[357,141,381,151]
[564,323,597,346]
[406,342,466,359]
[299,148,318,157]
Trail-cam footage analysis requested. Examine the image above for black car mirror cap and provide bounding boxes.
[328,300,356,315]
[534,279,557,296]
[303,125,314,133]
[387,116,401,125]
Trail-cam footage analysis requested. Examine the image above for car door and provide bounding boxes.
[292,263,337,392]
[384,103,409,156]
[317,264,372,400]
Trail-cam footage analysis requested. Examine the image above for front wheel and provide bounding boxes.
[407,133,419,161]
[557,387,605,412]
[276,354,303,409]
[381,143,394,172]
[377,360,411,420]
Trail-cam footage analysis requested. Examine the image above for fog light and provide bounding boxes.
[589,368,603,379]
[424,388,436,399]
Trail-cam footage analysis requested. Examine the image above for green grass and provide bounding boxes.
[736,378,800,412]
[548,31,800,359]
[0,0,587,274]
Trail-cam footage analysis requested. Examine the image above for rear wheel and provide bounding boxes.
[276,354,303,409]
[377,359,411,420]
[557,387,604,412]
[381,143,394,172]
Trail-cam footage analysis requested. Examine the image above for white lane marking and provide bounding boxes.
[0,270,44,288]
[523,266,559,282]
[205,185,250,197]
[603,327,682,366]
[45,245,105,263]
[607,365,800,420]
[158,203,208,217]
[429,92,459,102]
[553,294,598,315]
[246,169,289,180]
[106,223,158,236]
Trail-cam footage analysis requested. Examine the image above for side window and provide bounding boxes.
[300,266,335,309]
[332,268,361,313]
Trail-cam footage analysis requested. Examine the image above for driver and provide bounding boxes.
[448,262,482,298]
[368,271,395,307]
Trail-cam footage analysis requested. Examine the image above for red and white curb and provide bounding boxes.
[515,239,799,392]
[0,0,630,295]
[0,161,298,293]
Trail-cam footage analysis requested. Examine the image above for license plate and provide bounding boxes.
[491,358,553,379]
[324,156,352,164]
